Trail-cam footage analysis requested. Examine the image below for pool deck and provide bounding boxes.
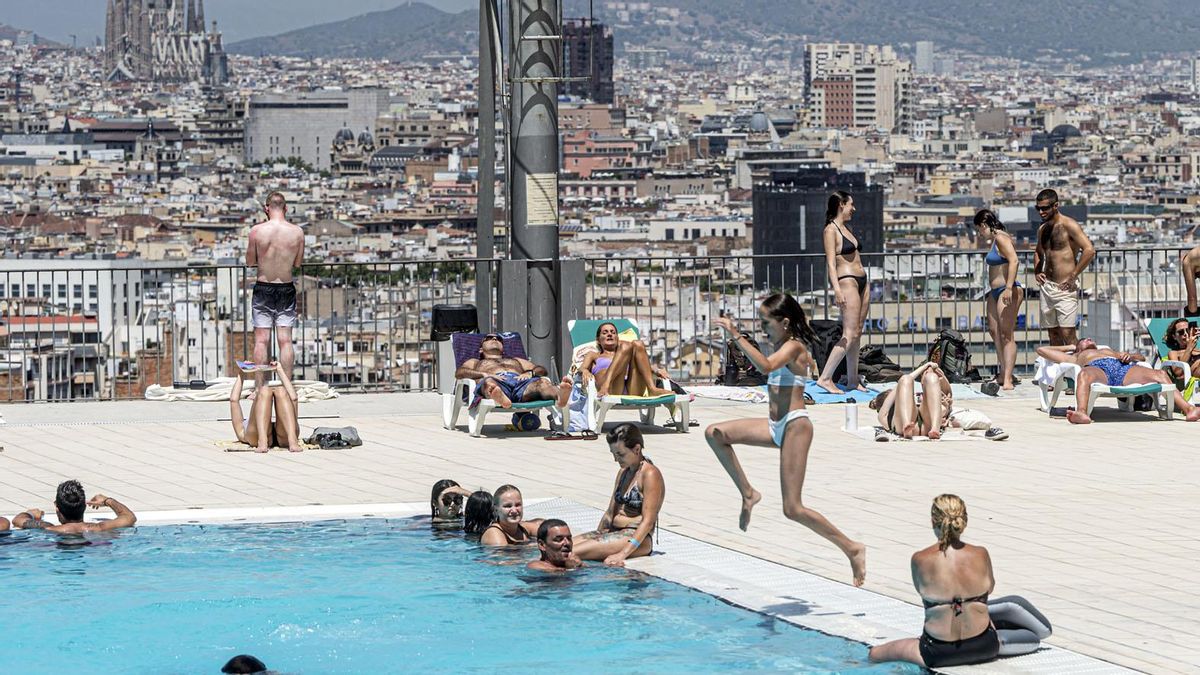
[0,388,1193,673]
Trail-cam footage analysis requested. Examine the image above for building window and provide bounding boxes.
[73,284,82,296]
[9,284,18,297]
[88,285,98,299]
[42,284,50,297]
[58,284,67,296]
[26,284,35,296]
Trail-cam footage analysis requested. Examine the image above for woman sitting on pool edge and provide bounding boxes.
[479,485,543,546]
[870,494,999,668]
[579,322,673,398]
[572,423,664,567]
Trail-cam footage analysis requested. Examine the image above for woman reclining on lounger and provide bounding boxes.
[229,361,302,453]
[579,322,672,398]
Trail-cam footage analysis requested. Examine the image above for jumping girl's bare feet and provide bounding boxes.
[848,542,867,587]
[739,489,762,531]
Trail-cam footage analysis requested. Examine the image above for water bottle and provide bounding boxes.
[844,402,858,432]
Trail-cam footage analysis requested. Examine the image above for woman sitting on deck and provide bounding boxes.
[229,361,302,453]
[572,423,664,567]
[579,322,673,398]
[868,362,952,439]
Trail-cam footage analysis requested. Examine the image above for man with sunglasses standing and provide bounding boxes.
[1033,189,1094,346]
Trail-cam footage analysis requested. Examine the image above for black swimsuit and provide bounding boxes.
[919,594,999,668]
[833,224,867,295]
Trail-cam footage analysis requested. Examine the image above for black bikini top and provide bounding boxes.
[835,223,860,256]
[922,593,989,616]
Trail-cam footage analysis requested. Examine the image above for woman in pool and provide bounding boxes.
[870,494,999,669]
[229,361,301,453]
[707,293,867,586]
[572,423,664,567]
[579,321,672,397]
[868,362,953,439]
[430,479,472,524]
[479,485,543,546]
[463,490,495,535]
[816,190,870,394]
[975,209,1024,390]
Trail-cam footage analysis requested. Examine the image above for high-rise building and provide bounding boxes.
[914,41,935,75]
[563,19,615,104]
[805,43,911,132]
[1192,55,1200,94]
[244,90,389,171]
[104,0,228,85]
[751,168,884,292]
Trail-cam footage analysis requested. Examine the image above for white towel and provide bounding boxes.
[145,377,339,403]
[1033,357,1076,386]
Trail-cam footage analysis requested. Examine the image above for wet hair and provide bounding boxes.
[463,490,495,534]
[760,292,816,344]
[222,654,268,674]
[55,480,87,523]
[825,190,852,225]
[266,191,286,211]
[1164,319,1190,351]
[605,422,644,452]
[973,209,1006,233]
[931,494,968,552]
[430,479,460,516]
[493,484,521,506]
[1035,188,1058,204]
[537,518,569,543]
[595,321,618,343]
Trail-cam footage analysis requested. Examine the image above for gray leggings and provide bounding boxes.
[989,595,1053,657]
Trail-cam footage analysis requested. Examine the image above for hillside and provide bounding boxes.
[226,2,476,60]
[0,23,61,47]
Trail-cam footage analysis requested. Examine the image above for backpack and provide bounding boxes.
[927,329,972,383]
[722,336,767,386]
[807,319,846,384]
[305,426,363,449]
[858,344,903,383]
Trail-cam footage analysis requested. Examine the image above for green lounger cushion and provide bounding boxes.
[507,400,555,410]
[1103,383,1163,396]
[604,394,677,406]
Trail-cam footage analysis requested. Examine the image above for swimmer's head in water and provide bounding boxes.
[430,478,462,518]
[931,493,968,551]
[493,484,523,524]
[536,518,573,564]
[55,479,87,523]
[463,490,495,534]
[759,293,815,345]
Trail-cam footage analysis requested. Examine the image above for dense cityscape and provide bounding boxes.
[2,0,1200,400]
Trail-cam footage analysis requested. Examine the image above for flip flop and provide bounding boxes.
[544,430,599,441]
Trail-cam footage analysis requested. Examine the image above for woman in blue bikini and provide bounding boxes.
[707,293,867,587]
[579,322,672,398]
[975,209,1024,390]
[573,423,664,566]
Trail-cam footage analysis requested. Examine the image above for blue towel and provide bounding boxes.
[761,380,881,404]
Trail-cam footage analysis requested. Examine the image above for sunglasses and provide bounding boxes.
[482,334,502,341]
[1175,328,1192,335]
[1035,203,1057,212]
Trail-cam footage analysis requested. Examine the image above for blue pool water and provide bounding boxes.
[0,518,920,673]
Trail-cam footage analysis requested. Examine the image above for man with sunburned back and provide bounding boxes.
[12,480,137,533]
[454,333,572,409]
[1036,339,1200,424]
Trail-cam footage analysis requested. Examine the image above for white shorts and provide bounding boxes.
[1039,280,1078,329]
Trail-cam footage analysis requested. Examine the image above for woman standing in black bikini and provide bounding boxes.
[479,485,543,546]
[573,423,664,567]
[816,191,870,394]
[870,494,1000,669]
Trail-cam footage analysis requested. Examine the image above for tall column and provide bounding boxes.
[475,0,501,331]
[507,0,561,370]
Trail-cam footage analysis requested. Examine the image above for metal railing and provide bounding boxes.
[0,247,1189,401]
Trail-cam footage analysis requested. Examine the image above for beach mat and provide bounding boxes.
[215,440,320,452]
[791,380,882,404]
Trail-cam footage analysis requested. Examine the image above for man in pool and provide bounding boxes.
[11,480,137,533]
[527,519,583,573]
[455,333,572,409]
[1036,339,1200,424]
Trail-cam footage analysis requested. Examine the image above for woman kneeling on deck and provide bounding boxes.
[572,423,664,567]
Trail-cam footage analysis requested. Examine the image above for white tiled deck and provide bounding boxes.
[0,389,1192,672]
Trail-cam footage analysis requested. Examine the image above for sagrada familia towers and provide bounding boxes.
[104,0,229,85]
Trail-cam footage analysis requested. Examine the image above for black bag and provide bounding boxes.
[722,336,767,386]
[305,426,363,449]
[807,319,846,384]
[927,329,972,383]
[858,344,903,383]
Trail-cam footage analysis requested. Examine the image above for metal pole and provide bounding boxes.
[477,0,501,330]
[508,0,561,369]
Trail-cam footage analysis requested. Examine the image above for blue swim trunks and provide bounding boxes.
[472,372,538,408]
[1090,357,1132,387]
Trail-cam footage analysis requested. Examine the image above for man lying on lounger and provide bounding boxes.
[11,480,137,533]
[455,333,572,409]
[1036,339,1200,424]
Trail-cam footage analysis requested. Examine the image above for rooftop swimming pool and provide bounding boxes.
[0,518,921,673]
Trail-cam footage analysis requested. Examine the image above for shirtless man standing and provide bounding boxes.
[1180,244,1200,318]
[454,333,572,408]
[12,480,137,533]
[1036,339,1200,424]
[247,192,304,384]
[1033,189,1094,346]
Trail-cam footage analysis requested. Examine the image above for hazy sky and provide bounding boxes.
[0,0,476,45]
